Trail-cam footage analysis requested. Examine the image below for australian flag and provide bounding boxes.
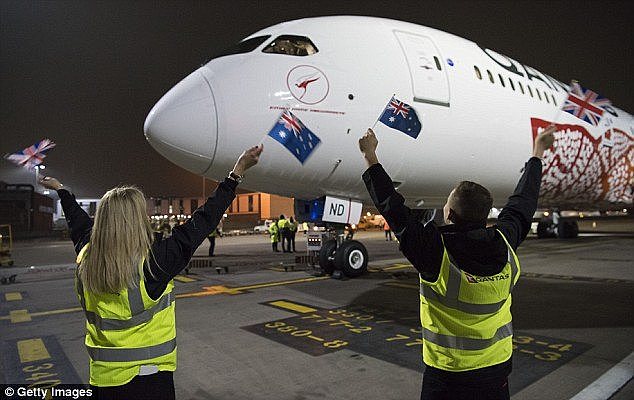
[378,96,422,139]
[267,110,321,164]
[562,81,611,126]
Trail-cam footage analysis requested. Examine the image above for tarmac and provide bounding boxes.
[0,220,633,400]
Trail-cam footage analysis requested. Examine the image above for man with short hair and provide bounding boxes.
[359,126,555,400]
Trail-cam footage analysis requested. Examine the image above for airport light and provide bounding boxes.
[543,211,550,217]
[366,212,371,217]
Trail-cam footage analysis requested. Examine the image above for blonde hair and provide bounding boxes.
[79,186,155,293]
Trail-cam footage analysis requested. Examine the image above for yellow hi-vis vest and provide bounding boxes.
[419,230,520,372]
[75,244,177,387]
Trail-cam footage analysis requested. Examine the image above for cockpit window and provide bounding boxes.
[262,35,318,56]
[214,35,271,58]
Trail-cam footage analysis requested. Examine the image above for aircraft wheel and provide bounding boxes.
[557,220,579,239]
[335,240,368,278]
[319,239,337,274]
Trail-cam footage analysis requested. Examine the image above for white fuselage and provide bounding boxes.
[144,16,633,210]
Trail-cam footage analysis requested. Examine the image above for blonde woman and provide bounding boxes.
[40,145,263,400]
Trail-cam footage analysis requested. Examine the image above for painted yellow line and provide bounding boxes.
[10,309,32,323]
[382,264,414,271]
[176,285,242,298]
[268,300,317,314]
[384,282,419,289]
[174,275,196,283]
[17,338,51,363]
[5,292,23,301]
[1,276,330,318]
[237,276,329,291]
[30,307,83,317]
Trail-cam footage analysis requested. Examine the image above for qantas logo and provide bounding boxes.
[295,76,320,99]
[464,272,510,283]
[287,65,329,105]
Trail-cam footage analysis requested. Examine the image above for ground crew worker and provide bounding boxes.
[359,126,556,400]
[288,216,298,252]
[383,219,393,241]
[39,144,263,400]
[278,214,291,252]
[207,228,221,257]
[269,220,280,252]
[302,221,309,234]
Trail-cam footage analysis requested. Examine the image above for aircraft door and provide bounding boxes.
[394,31,450,107]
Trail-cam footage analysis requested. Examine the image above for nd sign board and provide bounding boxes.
[322,196,363,225]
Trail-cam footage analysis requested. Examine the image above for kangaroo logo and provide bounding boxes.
[287,65,329,105]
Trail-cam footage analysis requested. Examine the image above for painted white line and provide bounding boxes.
[569,351,634,400]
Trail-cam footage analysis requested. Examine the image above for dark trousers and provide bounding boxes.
[281,230,291,252]
[290,232,296,252]
[91,371,175,400]
[208,236,216,256]
[385,230,392,240]
[272,241,279,252]
[420,374,510,400]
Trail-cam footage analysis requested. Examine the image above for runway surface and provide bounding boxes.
[1,225,633,399]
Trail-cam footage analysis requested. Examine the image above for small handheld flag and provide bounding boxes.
[561,82,611,126]
[267,110,321,164]
[378,96,422,139]
[4,139,56,170]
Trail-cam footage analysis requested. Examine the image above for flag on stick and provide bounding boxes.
[267,110,321,164]
[377,96,422,139]
[4,139,56,170]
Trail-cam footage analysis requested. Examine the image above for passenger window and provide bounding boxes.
[518,81,524,94]
[474,66,482,80]
[536,89,542,101]
[508,78,515,91]
[434,56,442,70]
[544,92,550,103]
[498,74,505,87]
[552,94,557,106]
[214,35,271,58]
[487,70,494,83]
[262,35,318,56]
[527,85,533,97]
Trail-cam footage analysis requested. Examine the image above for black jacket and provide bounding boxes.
[59,178,238,300]
[362,157,543,383]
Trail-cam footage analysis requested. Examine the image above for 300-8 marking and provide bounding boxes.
[264,321,348,348]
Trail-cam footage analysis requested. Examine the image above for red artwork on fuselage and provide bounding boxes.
[531,118,633,208]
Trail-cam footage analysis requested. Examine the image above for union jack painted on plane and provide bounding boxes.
[5,139,56,170]
[561,82,611,126]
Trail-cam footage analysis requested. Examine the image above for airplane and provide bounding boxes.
[144,16,633,277]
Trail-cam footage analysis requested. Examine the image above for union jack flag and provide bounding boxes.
[561,82,611,126]
[4,139,56,170]
[387,98,410,118]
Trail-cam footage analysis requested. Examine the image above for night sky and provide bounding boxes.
[1,1,632,197]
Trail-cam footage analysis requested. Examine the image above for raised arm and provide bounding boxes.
[40,176,93,254]
[359,129,442,280]
[497,125,555,249]
[149,144,263,282]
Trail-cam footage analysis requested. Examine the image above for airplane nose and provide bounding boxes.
[144,69,217,174]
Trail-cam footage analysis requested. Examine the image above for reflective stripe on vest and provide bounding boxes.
[76,273,174,331]
[423,321,513,351]
[419,247,519,315]
[87,338,177,362]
